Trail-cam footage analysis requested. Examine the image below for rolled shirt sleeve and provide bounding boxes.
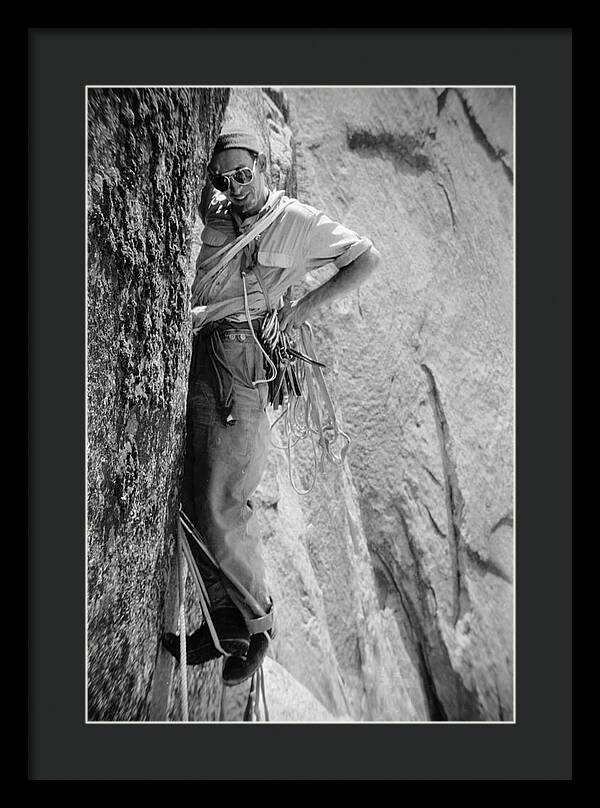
[303,211,374,273]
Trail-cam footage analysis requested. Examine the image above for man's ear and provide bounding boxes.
[257,152,268,172]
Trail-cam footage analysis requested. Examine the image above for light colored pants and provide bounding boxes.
[182,327,271,625]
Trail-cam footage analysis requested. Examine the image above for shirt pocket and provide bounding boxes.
[197,226,231,269]
[257,250,292,269]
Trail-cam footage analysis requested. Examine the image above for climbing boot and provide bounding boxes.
[162,606,250,665]
[222,631,270,687]
[222,600,275,686]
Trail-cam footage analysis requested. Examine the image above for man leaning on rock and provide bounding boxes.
[163,127,382,686]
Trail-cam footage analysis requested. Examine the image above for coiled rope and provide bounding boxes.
[266,321,351,495]
[238,232,351,496]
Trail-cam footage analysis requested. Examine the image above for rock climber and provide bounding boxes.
[163,127,381,686]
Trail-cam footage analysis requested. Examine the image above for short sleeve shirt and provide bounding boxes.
[193,189,373,324]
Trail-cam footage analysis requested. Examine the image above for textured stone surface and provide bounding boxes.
[278,87,514,720]
[87,88,229,721]
[252,656,347,722]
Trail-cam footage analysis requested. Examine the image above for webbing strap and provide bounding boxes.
[178,519,230,658]
[179,508,268,619]
[245,610,273,635]
[192,193,293,306]
[197,191,285,272]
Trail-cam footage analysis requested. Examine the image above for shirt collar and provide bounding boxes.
[230,189,283,232]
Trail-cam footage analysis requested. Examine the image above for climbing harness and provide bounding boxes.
[174,508,271,722]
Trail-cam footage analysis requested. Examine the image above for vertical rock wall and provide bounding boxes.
[279,87,514,720]
[213,87,513,721]
[87,88,229,720]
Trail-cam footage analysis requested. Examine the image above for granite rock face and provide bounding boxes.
[87,86,513,722]
[87,88,229,721]
[274,87,514,721]
[212,87,513,721]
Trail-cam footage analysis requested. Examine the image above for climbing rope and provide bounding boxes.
[243,665,270,722]
[178,514,233,658]
[237,228,351,496]
[258,664,270,721]
[265,321,351,495]
[176,523,189,722]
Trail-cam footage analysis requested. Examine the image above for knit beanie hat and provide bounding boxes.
[212,128,262,157]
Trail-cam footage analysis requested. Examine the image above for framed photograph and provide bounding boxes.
[30,28,572,780]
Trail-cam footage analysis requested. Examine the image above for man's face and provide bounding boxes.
[209,148,267,217]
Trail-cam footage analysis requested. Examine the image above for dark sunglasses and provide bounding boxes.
[209,156,257,192]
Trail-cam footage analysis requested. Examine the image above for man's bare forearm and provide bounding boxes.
[295,246,381,324]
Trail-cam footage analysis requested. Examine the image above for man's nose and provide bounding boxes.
[228,177,245,196]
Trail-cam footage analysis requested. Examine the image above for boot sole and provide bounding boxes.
[222,633,269,687]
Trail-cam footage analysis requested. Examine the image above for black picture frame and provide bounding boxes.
[29,28,572,780]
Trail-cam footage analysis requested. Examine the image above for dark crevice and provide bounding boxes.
[371,546,446,720]
[464,544,512,585]
[393,503,425,584]
[366,498,484,720]
[372,546,417,640]
[424,503,446,538]
[454,90,514,184]
[491,513,514,534]
[263,87,290,123]
[494,674,506,721]
[421,364,471,626]
[436,88,449,116]
[416,642,448,721]
[354,636,370,718]
[424,466,443,488]
[437,181,457,231]
[498,698,505,722]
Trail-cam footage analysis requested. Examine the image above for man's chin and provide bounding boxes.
[233,198,261,216]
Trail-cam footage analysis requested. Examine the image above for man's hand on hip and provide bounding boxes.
[277,298,307,332]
